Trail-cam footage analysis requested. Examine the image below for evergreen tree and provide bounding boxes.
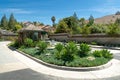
[63,16,78,31]
[56,20,68,33]
[8,13,17,31]
[87,15,94,26]
[0,14,8,29]
[79,18,85,27]
[115,18,120,25]
[73,12,78,20]
[115,11,120,15]
[51,16,56,27]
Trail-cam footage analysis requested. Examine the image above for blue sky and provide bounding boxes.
[0,0,120,25]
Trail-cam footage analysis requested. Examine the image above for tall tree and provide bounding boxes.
[115,18,120,25]
[0,14,8,29]
[51,16,56,27]
[63,16,78,31]
[8,13,17,31]
[79,18,85,27]
[73,12,78,20]
[115,11,120,15]
[56,20,68,33]
[87,15,94,26]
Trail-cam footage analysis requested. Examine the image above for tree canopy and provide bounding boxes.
[51,16,56,27]
[56,20,68,33]
[0,14,8,29]
[8,13,17,31]
[87,15,94,26]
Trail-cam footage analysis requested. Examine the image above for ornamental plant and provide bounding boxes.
[93,49,113,59]
[54,43,64,59]
[37,41,47,54]
[78,43,91,57]
[62,42,78,61]
[24,38,33,47]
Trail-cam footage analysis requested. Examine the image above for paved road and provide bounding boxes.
[0,41,120,80]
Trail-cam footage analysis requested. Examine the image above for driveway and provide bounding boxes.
[0,41,120,80]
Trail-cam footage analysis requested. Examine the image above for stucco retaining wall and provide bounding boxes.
[49,34,120,45]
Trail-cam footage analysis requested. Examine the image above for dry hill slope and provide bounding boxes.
[94,14,120,24]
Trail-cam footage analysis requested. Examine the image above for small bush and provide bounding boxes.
[37,41,47,54]
[10,39,20,48]
[91,42,97,45]
[93,49,113,59]
[24,38,33,47]
[65,42,78,55]
[19,45,26,49]
[101,49,113,59]
[63,42,78,61]
[79,43,91,57]
[54,43,64,59]
[92,50,102,57]
[55,43,64,52]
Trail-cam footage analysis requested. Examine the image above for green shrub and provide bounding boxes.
[37,41,47,54]
[54,43,64,59]
[92,50,102,57]
[55,43,64,52]
[106,23,120,36]
[81,26,91,35]
[63,42,78,61]
[93,49,113,59]
[19,45,26,49]
[91,42,97,45]
[79,43,91,57]
[101,49,113,59]
[65,42,78,55]
[10,40,20,48]
[24,38,33,47]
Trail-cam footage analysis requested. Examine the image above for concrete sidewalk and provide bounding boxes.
[0,41,120,80]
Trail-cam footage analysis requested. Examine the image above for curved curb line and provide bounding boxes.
[8,46,112,71]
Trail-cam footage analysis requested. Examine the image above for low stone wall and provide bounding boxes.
[1,35,18,41]
[49,33,69,41]
[49,34,120,45]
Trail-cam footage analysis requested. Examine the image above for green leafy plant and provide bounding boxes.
[54,43,64,59]
[10,39,20,48]
[91,42,97,45]
[78,43,91,57]
[106,23,120,36]
[92,50,102,57]
[24,38,33,47]
[37,41,47,54]
[62,42,78,61]
[101,49,113,59]
[93,49,113,59]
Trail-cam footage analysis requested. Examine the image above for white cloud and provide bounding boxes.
[88,0,120,14]
[0,8,33,14]
[90,7,120,13]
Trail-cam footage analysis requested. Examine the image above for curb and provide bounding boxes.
[90,45,120,50]
[8,46,112,71]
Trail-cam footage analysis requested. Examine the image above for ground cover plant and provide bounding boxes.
[10,39,113,67]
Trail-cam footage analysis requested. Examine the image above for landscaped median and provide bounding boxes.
[8,38,113,71]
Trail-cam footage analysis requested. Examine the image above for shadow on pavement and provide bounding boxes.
[0,68,57,80]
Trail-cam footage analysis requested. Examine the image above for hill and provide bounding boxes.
[94,14,120,24]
